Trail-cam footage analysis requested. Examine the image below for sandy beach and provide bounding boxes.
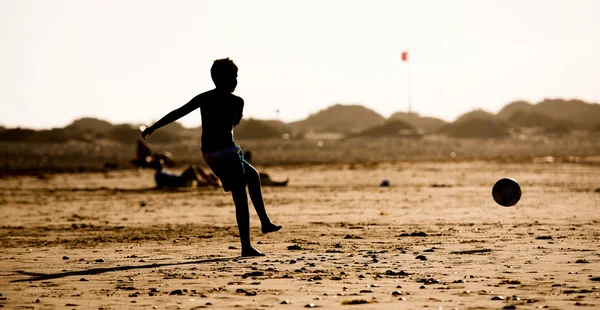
[1,161,599,309]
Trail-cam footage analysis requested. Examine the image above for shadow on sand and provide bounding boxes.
[12,256,240,282]
[0,187,212,194]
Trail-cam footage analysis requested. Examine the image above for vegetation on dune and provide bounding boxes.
[497,100,533,119]
[1,99,600,174]
[507,110,558,128]
[65,117,114,134]
[498,98,600,130]
[0,128,75,143]
[1,99,599,143]
[354,120,419,137]
[235,118,287,140]
[289,104,386,134]
[438,112,510,139]
[2,135,600,175]
[388,112,447,134]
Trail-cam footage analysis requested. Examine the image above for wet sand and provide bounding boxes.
[1,161,599,309]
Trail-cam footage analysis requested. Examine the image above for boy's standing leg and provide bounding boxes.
[231,187,264,257]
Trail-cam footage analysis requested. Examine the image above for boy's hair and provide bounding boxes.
[211,58,238,86]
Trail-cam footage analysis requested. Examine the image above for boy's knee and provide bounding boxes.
[243,163,259,177]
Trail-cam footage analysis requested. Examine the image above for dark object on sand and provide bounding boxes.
[492,178,521,207]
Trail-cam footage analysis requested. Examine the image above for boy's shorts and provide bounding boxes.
[202,145,247,192]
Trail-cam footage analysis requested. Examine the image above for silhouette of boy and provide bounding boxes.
[142,58,281,257]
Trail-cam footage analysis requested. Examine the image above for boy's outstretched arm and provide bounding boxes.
[142,100,200,139]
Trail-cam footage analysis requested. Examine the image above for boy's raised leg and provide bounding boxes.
[244,163,282,234]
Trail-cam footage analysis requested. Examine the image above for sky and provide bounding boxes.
[1,0,599,129]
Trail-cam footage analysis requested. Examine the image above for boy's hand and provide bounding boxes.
[141,126,155,140]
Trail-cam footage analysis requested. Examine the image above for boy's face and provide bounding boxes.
[217,70,238,93]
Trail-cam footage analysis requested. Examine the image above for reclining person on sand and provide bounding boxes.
[243,151,289,187]
[153,160,220,189]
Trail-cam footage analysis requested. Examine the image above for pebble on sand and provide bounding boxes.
[169,289,184,295]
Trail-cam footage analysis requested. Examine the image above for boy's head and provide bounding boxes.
[211,58,238,92]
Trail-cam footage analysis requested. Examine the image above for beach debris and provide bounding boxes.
[398,231,428,237]
[498,279,522,285]
[450,249,492,255]
[385,270,411,276]
[417,278,441,285]
[431,183,452,188]
[341,299,375,305]
[169,289,184,295]
[242,271,264,278]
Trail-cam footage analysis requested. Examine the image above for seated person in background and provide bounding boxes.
[243,151,289,187]
[132,139,153,168]
[153,160,220,189]
[132,139,176,169]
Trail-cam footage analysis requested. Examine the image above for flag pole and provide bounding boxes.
[401,50,412,114]
[408,56,412,114]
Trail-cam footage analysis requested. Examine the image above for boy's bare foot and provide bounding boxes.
[241,247,265,257]
[261,223,282,234]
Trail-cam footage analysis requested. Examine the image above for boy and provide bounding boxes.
[142,58,281,257]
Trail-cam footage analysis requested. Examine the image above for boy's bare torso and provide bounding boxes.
[192,89,244,153]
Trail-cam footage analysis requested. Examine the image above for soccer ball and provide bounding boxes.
[492,178,521,207]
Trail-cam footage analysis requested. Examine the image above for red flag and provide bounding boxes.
[401,51,408,61]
